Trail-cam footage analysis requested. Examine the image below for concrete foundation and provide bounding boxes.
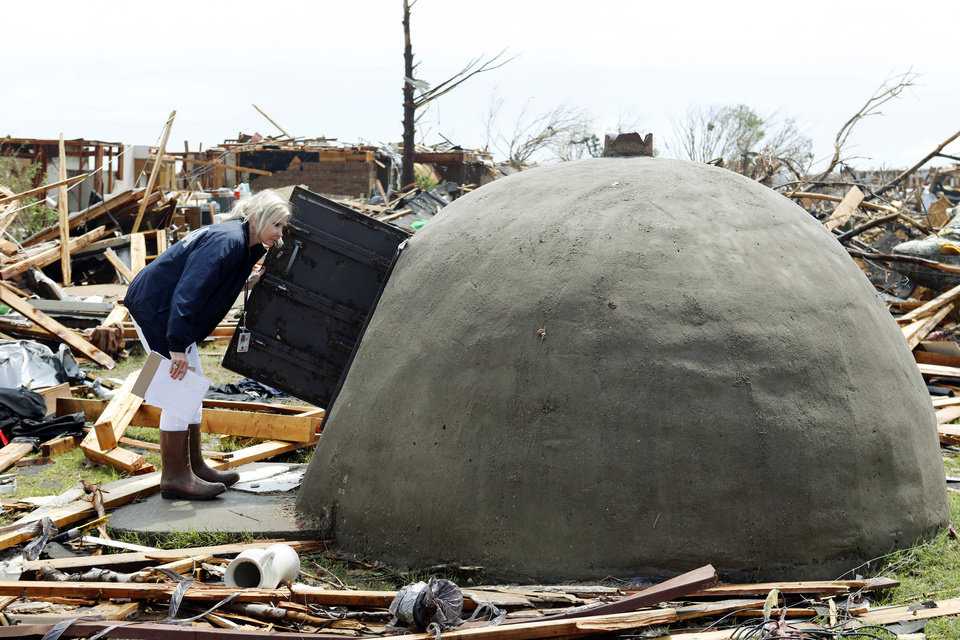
[297,158,948,581]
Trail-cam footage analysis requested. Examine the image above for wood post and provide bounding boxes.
[57,134,71,286]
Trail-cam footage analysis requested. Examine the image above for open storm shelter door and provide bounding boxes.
[222,186,410,408]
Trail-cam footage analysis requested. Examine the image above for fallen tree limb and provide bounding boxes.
[845,249,960,276]
[873,129,960,198]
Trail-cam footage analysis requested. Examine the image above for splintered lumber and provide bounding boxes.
[103,248,134,283]
[132,110,176,233]
[0,174,87,207]
[36,383,71,416]
[58,397,320,442]
[824,186,864,232]
[900,283,960,323]
[0,441,35,474]
[0,439,314,551]
[0,225,109,280]
[688,577,897,597]
[23,188,158,248]
[115,434,227,461]
[933,396,960,408]
[902,303,954,350]
[91,370,142,450]
[0,622,376,640]
[393,608,679,640]
[0,582,678,633]
[918,363,960,381]
[937,406,960,425]
[129,233,146,274]
[939,424,960,446]
[856,596,960,625]
[57,134,72,286]
[22,540,325,573]
[545,565,717,621]
[0,287,115,368]
[40,435,76,458]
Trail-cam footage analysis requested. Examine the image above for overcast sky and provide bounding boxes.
[4,0,958,170]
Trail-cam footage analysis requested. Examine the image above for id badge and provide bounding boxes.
[237,329,251,353]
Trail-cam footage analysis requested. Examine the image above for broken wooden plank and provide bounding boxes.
[902,303,954,350]
[39,435,76,458]
[103,248,134,283]
[132,111,175,233]
[57,134,71,286]
[824,186,864,232]
[687,577,898,597]
[0,174,87,207]
[23,540,325,573]
[900,283,960,324]
[856,595,960,625]
[546,565,716,620]
[23,189,158,248]
[129,233,146,275]
[91,371,142,450]
[939,424,960,446]
[0,226,109,280]
[0,287,115,368]
[918,363,960,380]
[59,398,320,442]
[0,441,35,474]
[36,383,71,416]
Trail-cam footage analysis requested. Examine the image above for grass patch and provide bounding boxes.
[871,475,960,639]
[12,448,124,498]
[111,529,254,550]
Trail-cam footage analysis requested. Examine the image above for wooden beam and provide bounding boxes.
[57,134,71,285]
[92,371,142,450]
[59,398,321,442]
[0,225,109,280]
[23,188,156,248]
[36,383,71,416]
[22,540,325,573]
[147,156,273,177]
[103,248,134,283]
[129,233,146,274]
[0,287,115,368]
[40,435,76,458]
[902,303,954,350]
[0,174,87,207]
[899,283,960,324]
[132,111,176,233]
[823,186,864,232]
[0,441,34,474]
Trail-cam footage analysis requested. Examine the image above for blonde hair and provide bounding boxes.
[231,189,291,247]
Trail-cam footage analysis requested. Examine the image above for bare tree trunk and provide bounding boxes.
[401,0,416,188]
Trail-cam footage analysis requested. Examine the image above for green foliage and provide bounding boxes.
[0,157,62,240]
[872,475,960,639]
[415,171,439,191]
[112,529,253,550]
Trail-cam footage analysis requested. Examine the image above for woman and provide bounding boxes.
[124,189,291,500]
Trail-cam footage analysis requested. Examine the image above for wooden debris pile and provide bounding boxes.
[0,558,950,638]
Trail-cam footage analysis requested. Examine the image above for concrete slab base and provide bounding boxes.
[111,463,320,538]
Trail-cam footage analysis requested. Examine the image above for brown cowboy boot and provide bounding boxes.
[160,430,225,500]
[188,424,240,487]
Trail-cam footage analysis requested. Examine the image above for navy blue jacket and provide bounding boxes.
[124,221,265,356]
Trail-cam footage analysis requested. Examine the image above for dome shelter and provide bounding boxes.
[297,158,947,581]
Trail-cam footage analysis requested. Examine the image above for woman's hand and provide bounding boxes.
[247,266,264,288]
[169,352,189,380]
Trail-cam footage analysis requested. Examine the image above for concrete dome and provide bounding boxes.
[297,158,947,581]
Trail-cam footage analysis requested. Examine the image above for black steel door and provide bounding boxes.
[222,186,409,408]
